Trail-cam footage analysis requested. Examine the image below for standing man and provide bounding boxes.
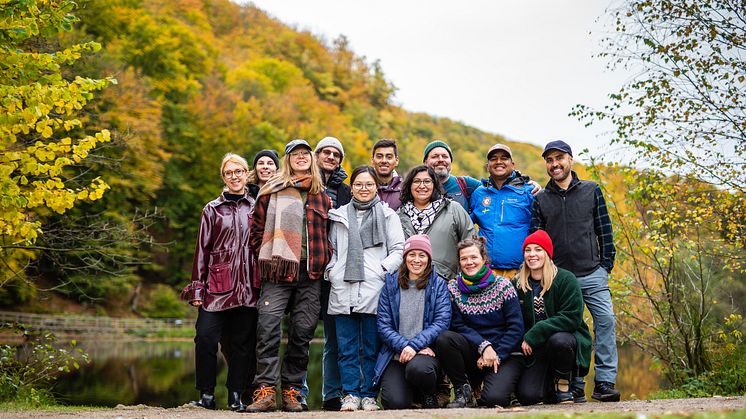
[371,138,403,210]
[313,136,351,411]
[470,144,535,279]
[531,140,620,403]
[423,140,481,212]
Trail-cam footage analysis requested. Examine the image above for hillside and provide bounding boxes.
[4,0,587,314]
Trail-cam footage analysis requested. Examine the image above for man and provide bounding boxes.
[316,137,351,208]
[313,136,350,411]
[470,144,535,279]
[371,138,402,210]
[531,140,620,403]
[423,140,481,212]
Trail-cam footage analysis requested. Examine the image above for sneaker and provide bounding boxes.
[189,392,216,410]
[322,397,342,411]
[592,381,621,402]
[572,386,587,403]
[361,397,379,411]
[340,394,361,411]
[246,386,277,413]
[447,383,476,408]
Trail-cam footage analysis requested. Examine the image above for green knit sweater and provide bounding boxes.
[514,268,592,376]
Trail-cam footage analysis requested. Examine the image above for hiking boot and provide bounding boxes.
[247,386,277,413]
[436,391,451,408]
[447,383,476,408]
[189,392,216,410]
[340,394,361,411]
[592,381,621,402]
[572,386,587,403]
[554,374,573,404]
[422,393,439,409]
[281,387,303,412]
[361,397,379,411]
[228,390,247,412]
[322,397,342,411]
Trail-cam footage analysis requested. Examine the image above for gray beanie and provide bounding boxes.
[314,136,345,161]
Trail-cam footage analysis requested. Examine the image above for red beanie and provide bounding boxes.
[522,230,554,259]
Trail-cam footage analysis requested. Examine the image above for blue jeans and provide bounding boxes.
[323,313,343,400]
[335,313,380,398]
[573,266,618,386]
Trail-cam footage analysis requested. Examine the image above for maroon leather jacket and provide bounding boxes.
[180,191,259,311]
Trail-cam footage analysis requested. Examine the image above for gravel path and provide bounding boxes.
[1,397,744,418]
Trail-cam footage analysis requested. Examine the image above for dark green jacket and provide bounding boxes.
[514,268,592,376]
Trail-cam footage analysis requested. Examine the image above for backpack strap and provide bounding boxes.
[456,176,471,202]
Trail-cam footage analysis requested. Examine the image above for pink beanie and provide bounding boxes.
[522,230,554,259]
[403,234,432,260]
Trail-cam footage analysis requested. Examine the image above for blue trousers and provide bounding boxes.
[574,266,618,386]
[335,313,380,398]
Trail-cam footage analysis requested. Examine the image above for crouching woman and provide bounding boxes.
[373,234,451,409]
[514,230,592,405]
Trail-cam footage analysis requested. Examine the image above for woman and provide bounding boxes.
[181,153,258,412]
[398,165,475,279]
[247,139,332,413]
[435,238,524,408]
[247,149,280,197]
[374,234,451,410]
[514,229,592,405]
[326,165,404,412]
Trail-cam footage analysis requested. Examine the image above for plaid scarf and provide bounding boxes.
[257,175,312,282]
[456,264,496,303]
[402,198,443,234]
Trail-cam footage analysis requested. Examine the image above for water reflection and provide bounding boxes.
[48,340,659,409]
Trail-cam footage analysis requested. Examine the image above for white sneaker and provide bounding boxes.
[361,397,379,411]
[340,394,361,411]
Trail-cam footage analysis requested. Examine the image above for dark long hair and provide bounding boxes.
[398,253,433,290]
[400,164,445,204]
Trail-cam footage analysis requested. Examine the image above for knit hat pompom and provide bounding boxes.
[522,230,554,259]
[403,234,432,261]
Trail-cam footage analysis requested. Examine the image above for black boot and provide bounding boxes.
[422,393,439,409]
[592,381,621,402]
[553,370,573,404]
[190,392,216,410]
[447,383,476,408]
[228,390,247,412]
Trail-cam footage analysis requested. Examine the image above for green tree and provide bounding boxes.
[0,0,115,301]
[576,0,745,393]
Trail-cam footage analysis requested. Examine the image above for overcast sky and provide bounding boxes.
[241,0,631,163]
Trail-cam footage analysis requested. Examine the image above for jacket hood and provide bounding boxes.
[483,169,531,189]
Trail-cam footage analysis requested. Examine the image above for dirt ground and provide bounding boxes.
[1,397,744,419]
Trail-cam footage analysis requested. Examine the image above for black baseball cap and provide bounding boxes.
[542,140,573,157]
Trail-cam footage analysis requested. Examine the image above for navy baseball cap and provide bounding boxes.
[542,140,573,157]
[284,139,312,155]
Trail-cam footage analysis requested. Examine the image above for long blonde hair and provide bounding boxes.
[517,248,558,297]
[266,150,325,194]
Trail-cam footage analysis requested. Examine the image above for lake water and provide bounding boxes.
[46,339,664,409]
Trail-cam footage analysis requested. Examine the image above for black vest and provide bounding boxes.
[535,177,600,277]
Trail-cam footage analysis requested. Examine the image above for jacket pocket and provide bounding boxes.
[208,262,232,294]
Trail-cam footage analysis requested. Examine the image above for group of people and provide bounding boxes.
[181,136,621,412]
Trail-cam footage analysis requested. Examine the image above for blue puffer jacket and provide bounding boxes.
[470,171,534,270]
[372,269,451,387]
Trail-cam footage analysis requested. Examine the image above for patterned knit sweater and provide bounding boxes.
[447,277,524,362]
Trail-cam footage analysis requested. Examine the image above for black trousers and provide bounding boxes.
[516,331,577,405]
[434,330,523,407]
[379,355,441,409]
[194,305,258,392]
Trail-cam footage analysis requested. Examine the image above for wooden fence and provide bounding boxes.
[0,310,191,336]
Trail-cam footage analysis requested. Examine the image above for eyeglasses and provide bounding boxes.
[320,149,341,159]
[290,150,311,158]
[352,183,376,190]
[412,179,433,186]
[223,169,246,178]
